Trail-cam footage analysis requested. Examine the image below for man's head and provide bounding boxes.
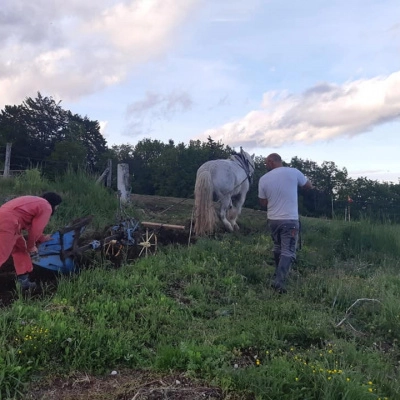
[42,192,62,215]
[265,153,283,171]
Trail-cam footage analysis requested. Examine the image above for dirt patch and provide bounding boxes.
[131,194,267,235]
[26,370,249,400]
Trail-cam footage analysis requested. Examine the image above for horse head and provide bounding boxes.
[231,147,255,181]
[240,147,255,174]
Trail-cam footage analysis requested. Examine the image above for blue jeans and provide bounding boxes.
[268,220,299,290]
[268,219,299,260]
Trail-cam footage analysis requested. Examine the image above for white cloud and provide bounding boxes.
[124,90,193,136]
[0,0,200,107]
[199,71,400,148]
[99,120,109,137]
[127,91,193,116]
[87,0,194,54]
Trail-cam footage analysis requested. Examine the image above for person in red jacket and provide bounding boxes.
[0,192,62,290]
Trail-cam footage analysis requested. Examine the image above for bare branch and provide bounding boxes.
[336,298,381,327]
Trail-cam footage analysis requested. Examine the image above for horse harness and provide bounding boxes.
[231,153,254,184]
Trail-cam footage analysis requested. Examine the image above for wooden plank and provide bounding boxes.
[141,221,186,230]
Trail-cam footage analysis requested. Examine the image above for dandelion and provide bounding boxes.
[368,381,373,385]
[256,359,261,366]
[368,388,373,393]
[295,377,299,381]
[346,378,351,382]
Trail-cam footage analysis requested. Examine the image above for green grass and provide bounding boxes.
[0,170,399,399]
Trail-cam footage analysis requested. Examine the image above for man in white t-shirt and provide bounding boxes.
[258,153,313,293]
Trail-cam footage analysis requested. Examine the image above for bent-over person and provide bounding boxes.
[0,192,62,290]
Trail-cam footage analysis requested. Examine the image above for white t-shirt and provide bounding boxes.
[258,167,308,220]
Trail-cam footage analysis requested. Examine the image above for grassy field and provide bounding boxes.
[0,170,400,399]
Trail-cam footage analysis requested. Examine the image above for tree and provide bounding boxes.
[66,113,108,170]
[48,141,88,170]
[111,137,234,198]
[0,92,108,173]
[289,157,349,217]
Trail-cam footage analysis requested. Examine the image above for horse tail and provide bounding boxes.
[194,170,216,236]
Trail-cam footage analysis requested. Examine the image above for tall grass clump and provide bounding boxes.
[335,221,400,261]
[48,167,123,232]
[0,169,50,205]
[13,168,50,194]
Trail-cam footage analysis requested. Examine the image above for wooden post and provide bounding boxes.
[117,163,130,203]
[3,143,11,177]
[96,167,109,184]
[106,159,112,188]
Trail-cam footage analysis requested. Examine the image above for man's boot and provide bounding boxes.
[272,255,292,294]
[17,274,37,290]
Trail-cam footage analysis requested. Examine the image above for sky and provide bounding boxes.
[1,0,400,183]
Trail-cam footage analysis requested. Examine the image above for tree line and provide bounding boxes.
[1,93,399,222]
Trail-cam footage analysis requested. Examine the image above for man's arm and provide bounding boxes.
[302,179,313,190]
[259,198,268,209]
[27,209,52,251]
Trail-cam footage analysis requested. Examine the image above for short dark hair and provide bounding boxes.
[42,192,62,211]
[268,153,282,163]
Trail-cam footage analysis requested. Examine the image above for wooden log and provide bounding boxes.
[141,221,186,230]
[96,167,109,184]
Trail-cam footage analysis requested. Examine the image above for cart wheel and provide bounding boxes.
[101,239,126,268]
[138,228,158,257]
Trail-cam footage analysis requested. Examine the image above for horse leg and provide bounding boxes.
[230,194,245,231]
[228,205,239,231]
[219,197,234,232]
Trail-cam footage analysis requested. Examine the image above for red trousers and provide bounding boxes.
[0,214,33,276]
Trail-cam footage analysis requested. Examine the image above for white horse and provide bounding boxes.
[194,148,255,236]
